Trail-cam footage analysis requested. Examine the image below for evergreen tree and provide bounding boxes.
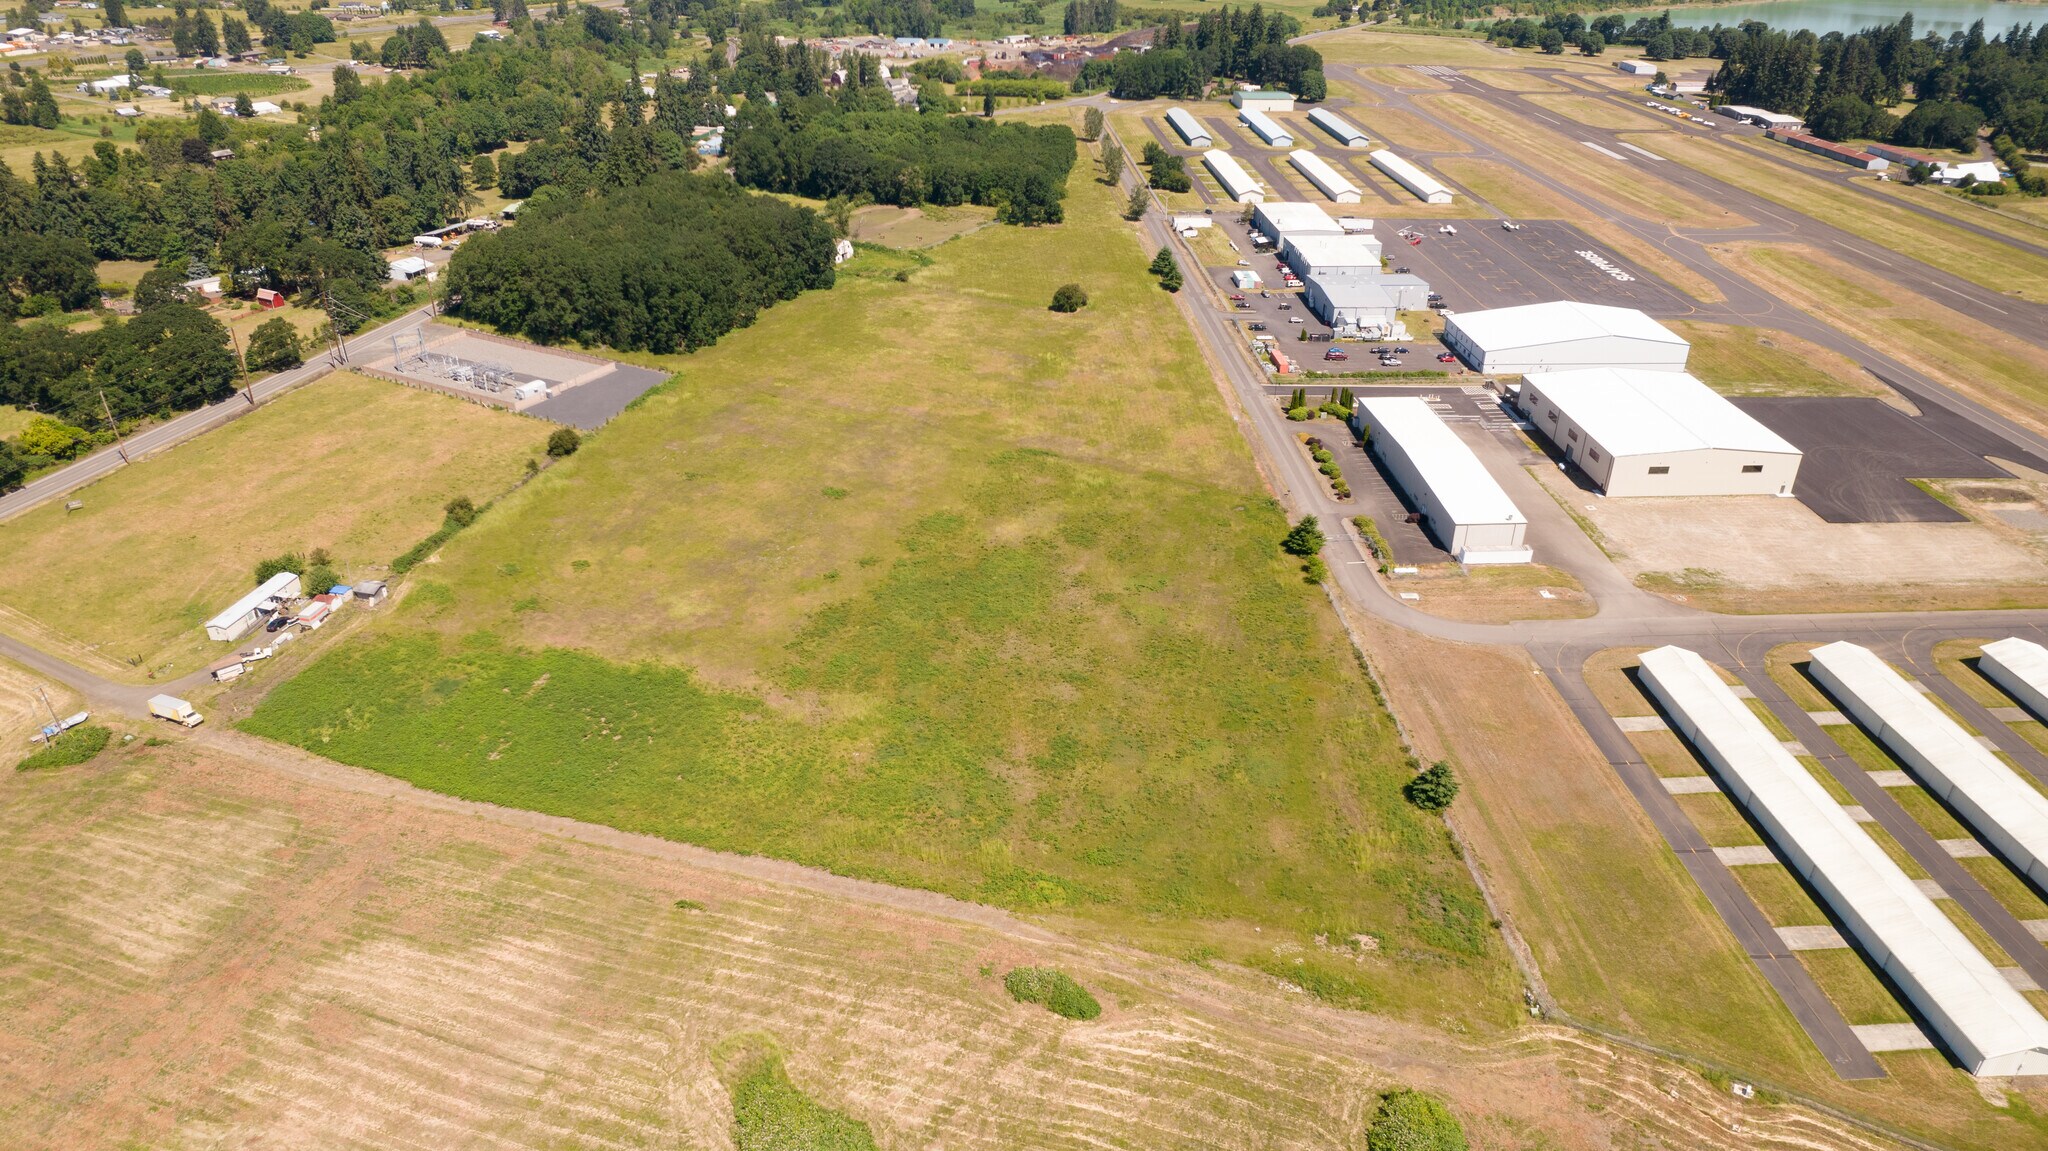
[1281,515,1324,556]
[1403,762,1459,813]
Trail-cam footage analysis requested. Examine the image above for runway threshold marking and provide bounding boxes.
[1618,141,1662,161]
[1582,141,1625,160]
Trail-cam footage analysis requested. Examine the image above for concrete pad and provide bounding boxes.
[1713,845,1779,866]
[1977,735,2004,752]
[1842,805,1876,823]
[2003,967,2044,992]
[1913,878,1948,899]
[1808,710,1850,725]
[1909,678,1934,694]
[1781,740,1810,756]
[1776,924,1848,951]
[1853,1023,1936,1053]
[1613,715,1668,732]
[1939,837,1992,859]
[1989,706,2031,721]
[1729,684,1756,699]
[1661,775,1721,795]
[2023,919,2048,943]
[1866,770,1915,787]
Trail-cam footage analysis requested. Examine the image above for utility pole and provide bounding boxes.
[98,390,130,464]
[227,321,257,407]
[34,686,62,744]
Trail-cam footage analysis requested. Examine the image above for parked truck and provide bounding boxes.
[147,694,203,727]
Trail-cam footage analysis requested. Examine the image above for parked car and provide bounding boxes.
[266,615,294,633]
[1380,357,1402,366]
[1229,293,1247,300]
[1289,316,1305,324]
[1437,352,1457,363]
[1324,349,1349,361]
[1394,347,1411,354]
[1277,302,1292,310]
[1248,322,1268,331]
[1261,290,1271,298]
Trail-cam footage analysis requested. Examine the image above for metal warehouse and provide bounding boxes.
[1307,107,1369,147]
[1281,234,1384,278]
[1164,106,1212,147]
[1239,108,1294,146]
[1353,397,1531,564]
[1251,201,1343,246]
[1980,637,2048,722]
[1367,149,1453,204]
[1517,368,1801,497]
[1444,301,1689,374]
[1768,129,1890,171]
[1202,149,1265,202]
[1232,88,1294,112]
[1286,149,1361,202]
[1809,641,2048,896]
[1303,276,1400,334]
[1637,645,2048,1079]
[204,570,302,642]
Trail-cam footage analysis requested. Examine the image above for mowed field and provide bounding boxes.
[0,373,545,681]
[0,739,1913,1151]
[240,148,1517,1024]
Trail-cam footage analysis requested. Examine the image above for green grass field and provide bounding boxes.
[241,148,1517,1027]
[164,72,312,98]
[1671,322,1887,398]
[0,373,545,681]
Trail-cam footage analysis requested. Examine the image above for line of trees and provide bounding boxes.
[1077,6,1325,101]
[445,173,837,354]
[0,301,239,430]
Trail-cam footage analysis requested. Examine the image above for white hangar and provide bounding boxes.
[1517,368,1802,497]
[1443,301,1689,374]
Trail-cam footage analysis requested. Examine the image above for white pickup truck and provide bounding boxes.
[147,695,203,727]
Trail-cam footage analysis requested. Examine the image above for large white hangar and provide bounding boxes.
[1282,233,1384,278]
[1517,368,1802,497]
[1202,149,1264,202]
[1239,108,1295,146]
[1307,107,1369,147]
[1164,106,1212,147]
[1286,149,1361,203]
[1251,201,1343,246]
[1637,645,2048,1079]
[1354,396,1531,564]
[1443,301,1689,374]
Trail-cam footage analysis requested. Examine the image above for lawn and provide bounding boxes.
[163,71,313,98]
[1670,322,1886,398]
[1522,93,1667,131]
[0,372,545,682]
[241,151,1516,1026]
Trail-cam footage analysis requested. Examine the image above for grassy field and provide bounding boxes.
[164,71,313,98]
[1,737,1827,1151]
[849,203,996,248]
[1522,93,1667,131]
[240,151,1519,1025]
[1670,322,1888,398]
[1416,94,1739,227]
[1391,563,1593,623]
[1719,243,2048,437]
[0,373,544,681]
[1652,132,2048,303]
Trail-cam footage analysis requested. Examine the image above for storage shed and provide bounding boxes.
[1250,201,1342,246]
[1516,368,1800,497]
[1286,149,1361,203]
[1615,60,1658,76]
[205,571,301,642]
[1638,644,2048,1079]
[1239,108,1294,146]
[1281,234,1384,279]
[1164,106,1212,147]
[1353,397,1531,564]
[1443,301,1689,374]
[1367,149,1452,204]
[1307,107,1369,147]
[1232,88,1294,112]
[1202,149,1264,202]
[352,580,389,607]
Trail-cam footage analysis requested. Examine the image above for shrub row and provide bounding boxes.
[17,725,112,771]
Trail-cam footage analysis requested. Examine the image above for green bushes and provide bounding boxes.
[546,427,581,457]
[392,497,486,574]
[1004,967,1102,1019]
[17,725,112,771]
[1050,283,1088,312]
[1366,1088,1467,1151]
[1148,247,1183,292]
[958,78,1073,102]
[720,1040,880,1151]
[1404,761,1459,812]
[1281,515,1324,557]
[1353,515,1392,571]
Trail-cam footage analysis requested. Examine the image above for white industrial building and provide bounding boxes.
[1304,277,1399,334]
[1164,106,1212,147]
[1281,234,1384,278]
[1444,301,1689,373]
[1516,368,1802,497]
[1239,108,1294,146]
[1715,104,1805,132]
[1307,107,1369,147]
[1286,149,1361,203]
[1354,397,1531,564]
[1233,88,1294,112]
[1637,644,2048,1079]
[1980,637,2048,722]
[77,73,135,94]
[1615,59,1659,76]
[1368,149,1452,204]
[205,571,302,642]
[1809,640,2048,897]
[1202,149,1264,202]
[1251,201,1342,246]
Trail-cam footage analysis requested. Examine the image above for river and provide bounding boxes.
[1655,0,2048,36]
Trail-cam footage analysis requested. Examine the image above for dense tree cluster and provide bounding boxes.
[1077,6,1324,101]
[0,302,238,429]
[445,173,836,354]
[728,86,1076,222]
[1063,0,1118,35]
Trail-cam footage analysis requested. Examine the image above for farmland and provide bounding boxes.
[242,151,1519,1024]
[0,373,545,682]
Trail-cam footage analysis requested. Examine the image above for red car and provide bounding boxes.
[1324,349,1349,361]
[1437,352,1458,363]
[1230,293,1246,301]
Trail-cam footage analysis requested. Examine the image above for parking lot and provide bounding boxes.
[1377,219,1690,316]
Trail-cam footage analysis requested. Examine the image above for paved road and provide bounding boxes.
[0,305,439,523]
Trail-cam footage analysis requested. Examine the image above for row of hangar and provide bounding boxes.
[1352,302,1802,565]
[1165,105,1454,206]
[1642,639,2048,1078]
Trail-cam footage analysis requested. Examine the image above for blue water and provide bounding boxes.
[1659,0,2048,36]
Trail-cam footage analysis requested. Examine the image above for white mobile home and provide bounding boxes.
[1516,368,1800,497]
[1286,149,1361,203]
[1367,149,1452,204]
[204,571,301,642]
[1354,396,1530,564]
